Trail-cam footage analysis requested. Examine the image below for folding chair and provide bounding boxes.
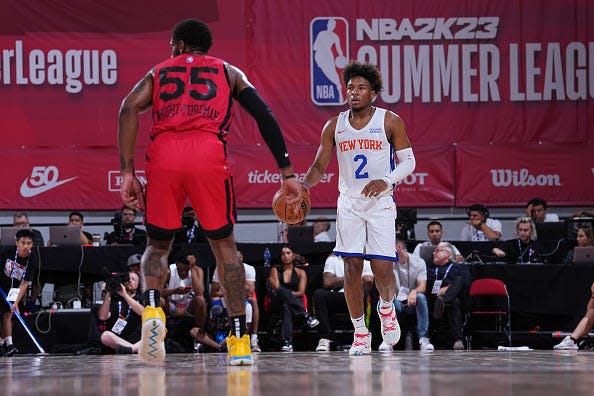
[466,278,512,349]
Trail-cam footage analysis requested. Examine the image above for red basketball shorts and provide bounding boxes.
[144,131,236,236]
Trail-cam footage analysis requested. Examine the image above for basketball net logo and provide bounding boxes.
[310,17,349,106]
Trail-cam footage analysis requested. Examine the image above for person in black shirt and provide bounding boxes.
[98,271,144,354]
[1,229,39,357]
[12,212,44,247]
[492,217,543,264]
[173,207,207,245]
[105,206,147,245]
[426,242,470,350]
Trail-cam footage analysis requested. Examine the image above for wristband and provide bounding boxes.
[282,174,296,180]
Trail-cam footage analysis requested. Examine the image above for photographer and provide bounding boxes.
[98,271,144,354]
[104,206,147,246]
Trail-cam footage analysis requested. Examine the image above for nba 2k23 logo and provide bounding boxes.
[310,17,349,106]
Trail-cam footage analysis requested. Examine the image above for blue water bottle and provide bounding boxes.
[263,247,271,268]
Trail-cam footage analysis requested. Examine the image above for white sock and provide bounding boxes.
[378,297,394,315]
[351,315,368,335]
[251,334,258,342]
[6,336,13,345]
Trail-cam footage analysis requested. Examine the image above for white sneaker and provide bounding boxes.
[378,341,393,352]
[377,302,401,346]
[316,338,331,352]
[419,337,434,351]
[349,332,371,356]
[250,337,261,353]
[554,335,578,350]
[281,341,293,352]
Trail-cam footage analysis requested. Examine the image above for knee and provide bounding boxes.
[100,331,112,344]
[416,293,427,305]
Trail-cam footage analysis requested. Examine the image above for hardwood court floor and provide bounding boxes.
[1,351,593,395]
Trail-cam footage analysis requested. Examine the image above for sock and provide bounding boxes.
[250,334,258,342]
[351,315,368,335]
[570,336,579,343]
[6,336,13,345]
[230,315,247,338]
[142,289,161,308]
[378,297,394,315]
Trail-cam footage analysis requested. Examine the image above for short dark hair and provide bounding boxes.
[172,19,212,53]
[121,206,137,215]
[16,229,34,241]
[343,61,383,93]
[527,197,547,209]
[467,204,489,218]
[427,221,442,230]
[69,211,84,221]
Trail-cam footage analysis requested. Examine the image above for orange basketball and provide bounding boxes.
[272,188,311,225]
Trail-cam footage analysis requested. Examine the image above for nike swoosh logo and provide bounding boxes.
[337,130,346,134]
[20,177,78,198]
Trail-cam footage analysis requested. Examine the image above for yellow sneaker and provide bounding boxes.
[227,334,254,366]
[139,306,166,363]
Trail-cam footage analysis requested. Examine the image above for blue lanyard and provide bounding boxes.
[117,301,132,320]
[435,264,453,281]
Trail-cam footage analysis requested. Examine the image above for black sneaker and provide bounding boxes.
[305,313,320,328]
[3,344,18,357]
[433,297,445,320]
[115,345,133,354]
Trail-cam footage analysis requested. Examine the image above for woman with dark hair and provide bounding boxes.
[563,225,594,264]
[267,245,319,352]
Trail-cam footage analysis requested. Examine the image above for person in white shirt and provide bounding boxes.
[379,240,434,352]
[525,198,559,224]
[460,204,502,242]
[313,217,333,242]
[412,221,463,262]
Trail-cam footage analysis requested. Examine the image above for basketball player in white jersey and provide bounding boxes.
[302,61,416,355]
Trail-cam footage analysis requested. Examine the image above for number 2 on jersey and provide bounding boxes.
[354,154,369,179]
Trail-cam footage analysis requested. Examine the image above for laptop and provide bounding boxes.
[0,227,25,246]
[288,225,314,244]
[574,247,594,265]
[419,245,436,266]
[49,226,82,247]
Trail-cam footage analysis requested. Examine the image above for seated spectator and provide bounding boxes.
[526,198,559,223]
[492,217,544,264]
[314,254,373,352]
[104,206,147,245]
[380,240,434,351]
[267,244,319,352]
[173,207,207,245]
[97,271,144,354]
[127,253,141,274]
[563,225,594,264]
[554,281,594,350]
[461,204,502,241]
[313,217,333,242]
[210,250,261,352]
[426,242,471,350]
[160,250,207,336]
[12,211,44,247]
[571,209,594,218]
[412,221,463,262]
[67,211,93,245]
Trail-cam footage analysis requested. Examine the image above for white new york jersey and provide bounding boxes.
[335,107,394,198]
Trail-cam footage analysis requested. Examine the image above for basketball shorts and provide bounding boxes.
[145,132,236,239]
[333,194,397,261]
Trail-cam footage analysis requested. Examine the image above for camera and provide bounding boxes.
[103,267,130,296]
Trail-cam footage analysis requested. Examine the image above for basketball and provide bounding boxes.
[272,188,311,225]
[335,56,348,68]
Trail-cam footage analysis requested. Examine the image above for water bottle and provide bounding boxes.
[264,247,271,268]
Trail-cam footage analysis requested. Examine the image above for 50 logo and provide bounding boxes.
[20,166,77,198]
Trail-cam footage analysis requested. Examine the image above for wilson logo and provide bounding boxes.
[490,168,561,187]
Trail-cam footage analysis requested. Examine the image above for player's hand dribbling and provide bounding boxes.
[281,177,302,205]
[120,171,145,211]
[361,179,389,197]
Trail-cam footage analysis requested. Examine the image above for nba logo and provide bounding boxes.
[310,17,349,106]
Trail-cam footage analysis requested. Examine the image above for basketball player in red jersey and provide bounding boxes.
[118,19,302,365]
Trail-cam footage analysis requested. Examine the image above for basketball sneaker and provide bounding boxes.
[139,306,166,363]
[553,335,579,350]
[378,301,401,346]
[227,334,254,366]
[349,332,371,356]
